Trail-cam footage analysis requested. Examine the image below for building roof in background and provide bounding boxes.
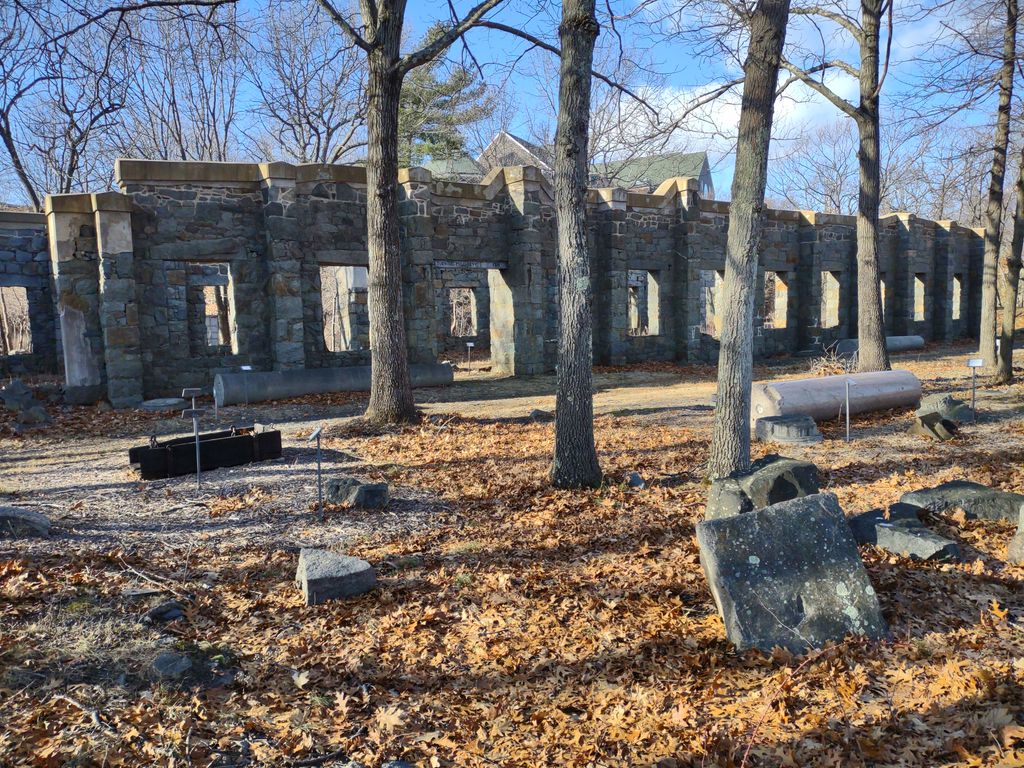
[594,151,709,190]
[423,155,485,178]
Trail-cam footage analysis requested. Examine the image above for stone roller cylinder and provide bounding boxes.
[214,363,454,407]
[750,370,922,425]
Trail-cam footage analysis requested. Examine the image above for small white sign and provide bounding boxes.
[466,342,475,348]
[240,365,253,371]
[967,358,984,368]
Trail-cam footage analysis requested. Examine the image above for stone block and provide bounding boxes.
[0,507,51,538]
[846,503,921,544]
[705,454,819,520]
[1009,511,1024,564]
[875,520,961,561]
[907,412,958,441]
[917,393,973,423]
[295,548,376,605]
[900,480,1024,522]
[696,493,887,653]
[754,415,823,445]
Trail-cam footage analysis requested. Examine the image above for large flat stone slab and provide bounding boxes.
[697,493,887,653]
[295,548,376,606]
[846,504,921,545]
[900,481,1024,522]
[917,393,973,423]
[875,520,961,561]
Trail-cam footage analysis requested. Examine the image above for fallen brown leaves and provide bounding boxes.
[3,365,1024,766]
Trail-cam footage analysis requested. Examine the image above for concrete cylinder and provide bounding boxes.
[751,369,922,424]
[834,335,925,357]
[214,363,454,407]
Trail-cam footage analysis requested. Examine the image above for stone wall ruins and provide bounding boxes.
[0,159,984,404]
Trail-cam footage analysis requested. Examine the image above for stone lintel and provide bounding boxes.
[45,193,93,216]
[91,191,132,213]
[0,211,46,229]
[115,158,263,187]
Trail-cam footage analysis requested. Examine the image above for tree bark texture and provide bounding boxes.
[981,0,1017,368]
[550,0,602,489]
[363,4,417,424]
[854,0,890,373]
[707,0,792,479]
[996,142,1024,383]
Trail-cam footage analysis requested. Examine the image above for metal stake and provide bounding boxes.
[844,379,857,443]
[967,357,983,424]
[181,388,204,490]
[466,341,474,369]
[307,426,324,522]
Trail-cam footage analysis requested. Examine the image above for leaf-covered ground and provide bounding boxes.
[2,346,1024,767]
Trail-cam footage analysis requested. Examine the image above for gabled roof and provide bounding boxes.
[593,151,709,190]
[478,130,553,171]
[423,155,484,178]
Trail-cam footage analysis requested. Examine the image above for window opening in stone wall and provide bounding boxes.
[628,269,660,336]
[700,270,724,338]
[914,273,926,322]
[321,265,369,352]
[187,263,235,354]
[0,286,32,355]
[762,271,788,329]
[449,287,478,337]
[952,274,962,320]
[879,273,887,317]
[820,271,840,329]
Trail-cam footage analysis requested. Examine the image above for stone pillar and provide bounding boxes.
[93,192,144,407]
[933,220,955,342]
[46,194,106,404]
[591,187,628,365]
[492,167,547,376]
[259,162,306,370]
[398,167,439,364]
[669,177,700,362]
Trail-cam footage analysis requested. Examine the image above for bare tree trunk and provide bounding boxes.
[550,0,602,489]
[364,39,416,424]
[981,0,1017,367]
[996,143,1024,383]
[854,0,890,373]
[708,0,792,479]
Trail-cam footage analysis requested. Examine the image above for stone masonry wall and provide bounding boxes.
[30,160,985,403]
[0,212,57,375]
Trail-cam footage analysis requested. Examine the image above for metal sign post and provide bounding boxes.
[845,379,851,443]
[307,426,324,522]
[967,357,983,423]
[181,388,204,490]
[466,341,474,369]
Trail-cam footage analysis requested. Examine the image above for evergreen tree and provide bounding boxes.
[398,25,494,166]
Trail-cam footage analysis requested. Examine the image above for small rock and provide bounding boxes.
[95,401,113,413]
[626,472,646,489]
[382,762,416,768]
[350,483,389,509]
[907,412,958,441]
[0,379,33,412]
[917,393,973,423]
[901,481,1024,522]
[142,600,185,624]
[0,507,51,538]
[528,409,554,423]
[150,651,192,680]
[325,477,361,504]
[138,397,187,412]
[1008,510,1024,564]
[18,404,51,425]
[295,548,377,606]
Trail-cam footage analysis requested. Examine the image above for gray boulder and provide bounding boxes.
[901,480,1024,522]
[18,404,51,425]
[295,548,377,606]
[917,393,973,423]
[1008,510,1024,564]
[626,472,646,489]
[754,415,823,445]
[0,507,51,538]
[907,412,958,441]
[875,520,961,562]
[325,477,390,509]
[150,651,192,680]
[0,379,33,411]
[846,503,921,545]
[696,492,887,653]
[705,454,819,520]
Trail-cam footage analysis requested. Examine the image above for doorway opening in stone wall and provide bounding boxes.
[820,271,841,329]
[320,265,369,353]
[699,269,724,339]
[762,271,788,329]
[445,282,491,373]
[952,274,962,321]
[914,273,927,323]
[188,263,237,355]
[627,270,661,337]
[0,285,32,357]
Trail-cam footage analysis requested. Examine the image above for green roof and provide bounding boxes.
[423,155,484,178]
[593,151,707,189]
